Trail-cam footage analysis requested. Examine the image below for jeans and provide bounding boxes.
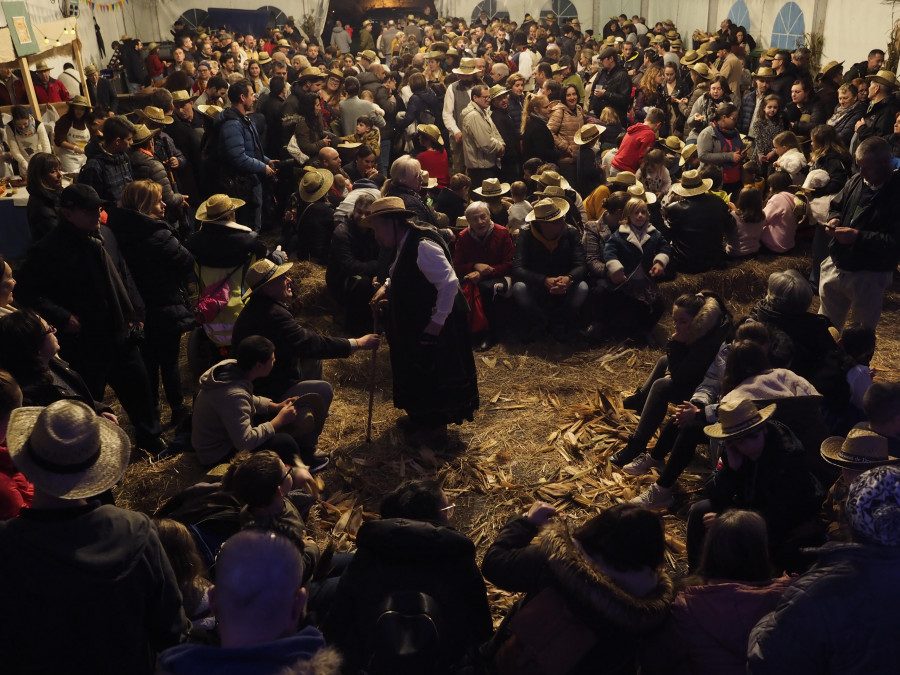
[650,418,707,488]
[278,379,335,455]
[630,356,675,449]
[379,138,392,174]
[686,498,715,571]
[512,280,589,334]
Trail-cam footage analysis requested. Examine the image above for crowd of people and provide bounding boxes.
[0,8,899,675]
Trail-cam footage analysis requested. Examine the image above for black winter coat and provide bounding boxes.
[522,114,558,164]
[664,193,733,273]
[231,293,351,399]
[25,184,60,242]
[513,224,587,289]
[855,96,899,143]
[326,218,379,297]
[321,518,493,674]
[17,356,111,415]
[492,107,522,164]
[186,223,268,268]
[107,207,195,332]
[128,148,183,216]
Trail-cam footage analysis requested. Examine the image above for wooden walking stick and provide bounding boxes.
[366,314,382,443]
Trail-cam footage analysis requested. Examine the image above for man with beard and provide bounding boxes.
[442,57,481,175]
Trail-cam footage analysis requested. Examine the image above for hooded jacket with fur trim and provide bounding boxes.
[665,295,733,399]
[483,517,675,675]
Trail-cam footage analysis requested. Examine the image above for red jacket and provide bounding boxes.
[417,148,450,188]
[453,224,514,278]
[15,77,69,104]
[612,122,656,172]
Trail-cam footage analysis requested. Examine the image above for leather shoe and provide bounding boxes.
[475,336,495,352]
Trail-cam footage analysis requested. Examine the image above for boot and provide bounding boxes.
[622,390,646,411]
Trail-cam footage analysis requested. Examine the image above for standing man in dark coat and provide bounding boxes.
[589,47,633,122]
[490,84,522,183]
[15,184,165,453]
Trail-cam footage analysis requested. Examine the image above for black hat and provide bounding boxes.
[59,184,108,210]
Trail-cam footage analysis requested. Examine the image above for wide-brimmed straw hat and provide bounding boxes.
[535,185,567,199]
[754,66,776,80]
[691,63,712,80]
[257,52,273,65]
[171,90,198,103]
[196,193,246,221]
[131,124,159,145]
[627,183,657,205]
[453,57,478,75]
[681,144,698,161]
[680,50,701,66]
[608,170,637,188]
[326,68,345,82]
[821,427,900,469]
[672,169,713,197]
[34,61,52,72]
[85,64,99,76]
[417,123,444,146]
[867,69,899,89]
[8,400,130,500]
[763,46,780,60]
[704,399,776,439]
[298,168,334,203]
[362,196,416,226]
[197,104,224,119]
[473,177,510,197]
[357,49,377,62]
[147,42,160,51]
[243,258,294,299]
[298,67,326,81]
[820,60,844,77]
[658,135,685,154]
[136,105,173,125]
[532,170,570,190]
[489,84,509,99]
[526,197,569,222]
[574,123,604,145]
[69,95,92,109]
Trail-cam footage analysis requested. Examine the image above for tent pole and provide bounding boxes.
[73,31,88,98]
[18,56,39,122]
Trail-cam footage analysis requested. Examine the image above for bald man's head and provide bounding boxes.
[210,530,306,647]
[318,147,341,173]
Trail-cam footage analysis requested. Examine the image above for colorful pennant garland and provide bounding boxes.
[80,0,131,12]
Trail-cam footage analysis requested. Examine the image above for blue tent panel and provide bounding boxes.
[771,2,805,50]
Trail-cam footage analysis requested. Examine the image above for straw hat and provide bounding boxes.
[34,61,51,72]
[489,84,509,99]
[763,46,779,60]
[473,177,510,197]
[627,183,657,205]
[691,63,712,80]
[417,123,444,146]
[431,41,450,53]
[131,124,159,145]
[362,19,373,28]
[453,57,478,75]
[754,66,776,80]
[8,400,130,500]
[820,60,844,77]
[136,106,173,125]
[672,169,713,197]
[357,49,377,62]
[525,197,569,222]
[362,196,416,226]
[532,169,570,190]
[574,123,604,145]
[535,185,567,198]
[277,39,291,47]
[336,141,362,149]
[243,258,294,299]
[84,64,99,76]
[424,51,444,60]
[298,67,326,81]
[171,90,198,103]
[298,168,334,203]
[196,104,223,119]
[195,194,246,222]
[703,399,776,439]
[147,42,160,51]
[680,50,701,66]
[608,171,637,188]
[867,69,899,89]
[69,95,92,109]
[658,135,685,154]
[326,68,345,81]
[821,427,900,469]
[651,34,665,44]
[681,143,698,162]
[455,216,469,229]
[420,171,438,189]
[257,51,272,65]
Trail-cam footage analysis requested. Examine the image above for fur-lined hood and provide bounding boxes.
[685,295,726,344]
[537,521,675,633]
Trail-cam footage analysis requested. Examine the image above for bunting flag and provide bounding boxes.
[80,0,130,12]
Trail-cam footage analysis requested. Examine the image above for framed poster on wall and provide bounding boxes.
[2,2,39,56]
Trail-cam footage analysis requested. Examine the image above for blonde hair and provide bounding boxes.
[120,179,162,216]
[622,197,649,225]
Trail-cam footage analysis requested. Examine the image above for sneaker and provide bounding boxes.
[609,438,642,467]
[630,484,674,509]
[622,452,664,476]
[307,452,330,473]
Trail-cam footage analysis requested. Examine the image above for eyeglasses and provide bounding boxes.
[282,464,293,483]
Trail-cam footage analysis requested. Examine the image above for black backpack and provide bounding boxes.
[366,591,445,675]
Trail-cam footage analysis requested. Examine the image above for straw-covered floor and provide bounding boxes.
[114,245,900,623]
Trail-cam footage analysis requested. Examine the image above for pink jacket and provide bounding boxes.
[761,191,798,253]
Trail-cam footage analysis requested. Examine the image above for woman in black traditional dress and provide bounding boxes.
[368,196,479,444]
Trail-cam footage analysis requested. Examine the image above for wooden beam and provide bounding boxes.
[72,33,87,98]
[17,56,38,118]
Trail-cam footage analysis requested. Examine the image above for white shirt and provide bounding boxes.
[388,231,459,325]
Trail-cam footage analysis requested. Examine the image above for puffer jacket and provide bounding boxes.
[460,100,505,169]
[483,517,676,675]
[79,137,133,203]
[665,296,733,395]
[128,148,184,215]
[547,103,585,163]
[214,106,269,184]
[106,207,194,332]
[748,542,900,674]
[663,192,732,273]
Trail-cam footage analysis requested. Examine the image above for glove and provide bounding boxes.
[270,249,288,265]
